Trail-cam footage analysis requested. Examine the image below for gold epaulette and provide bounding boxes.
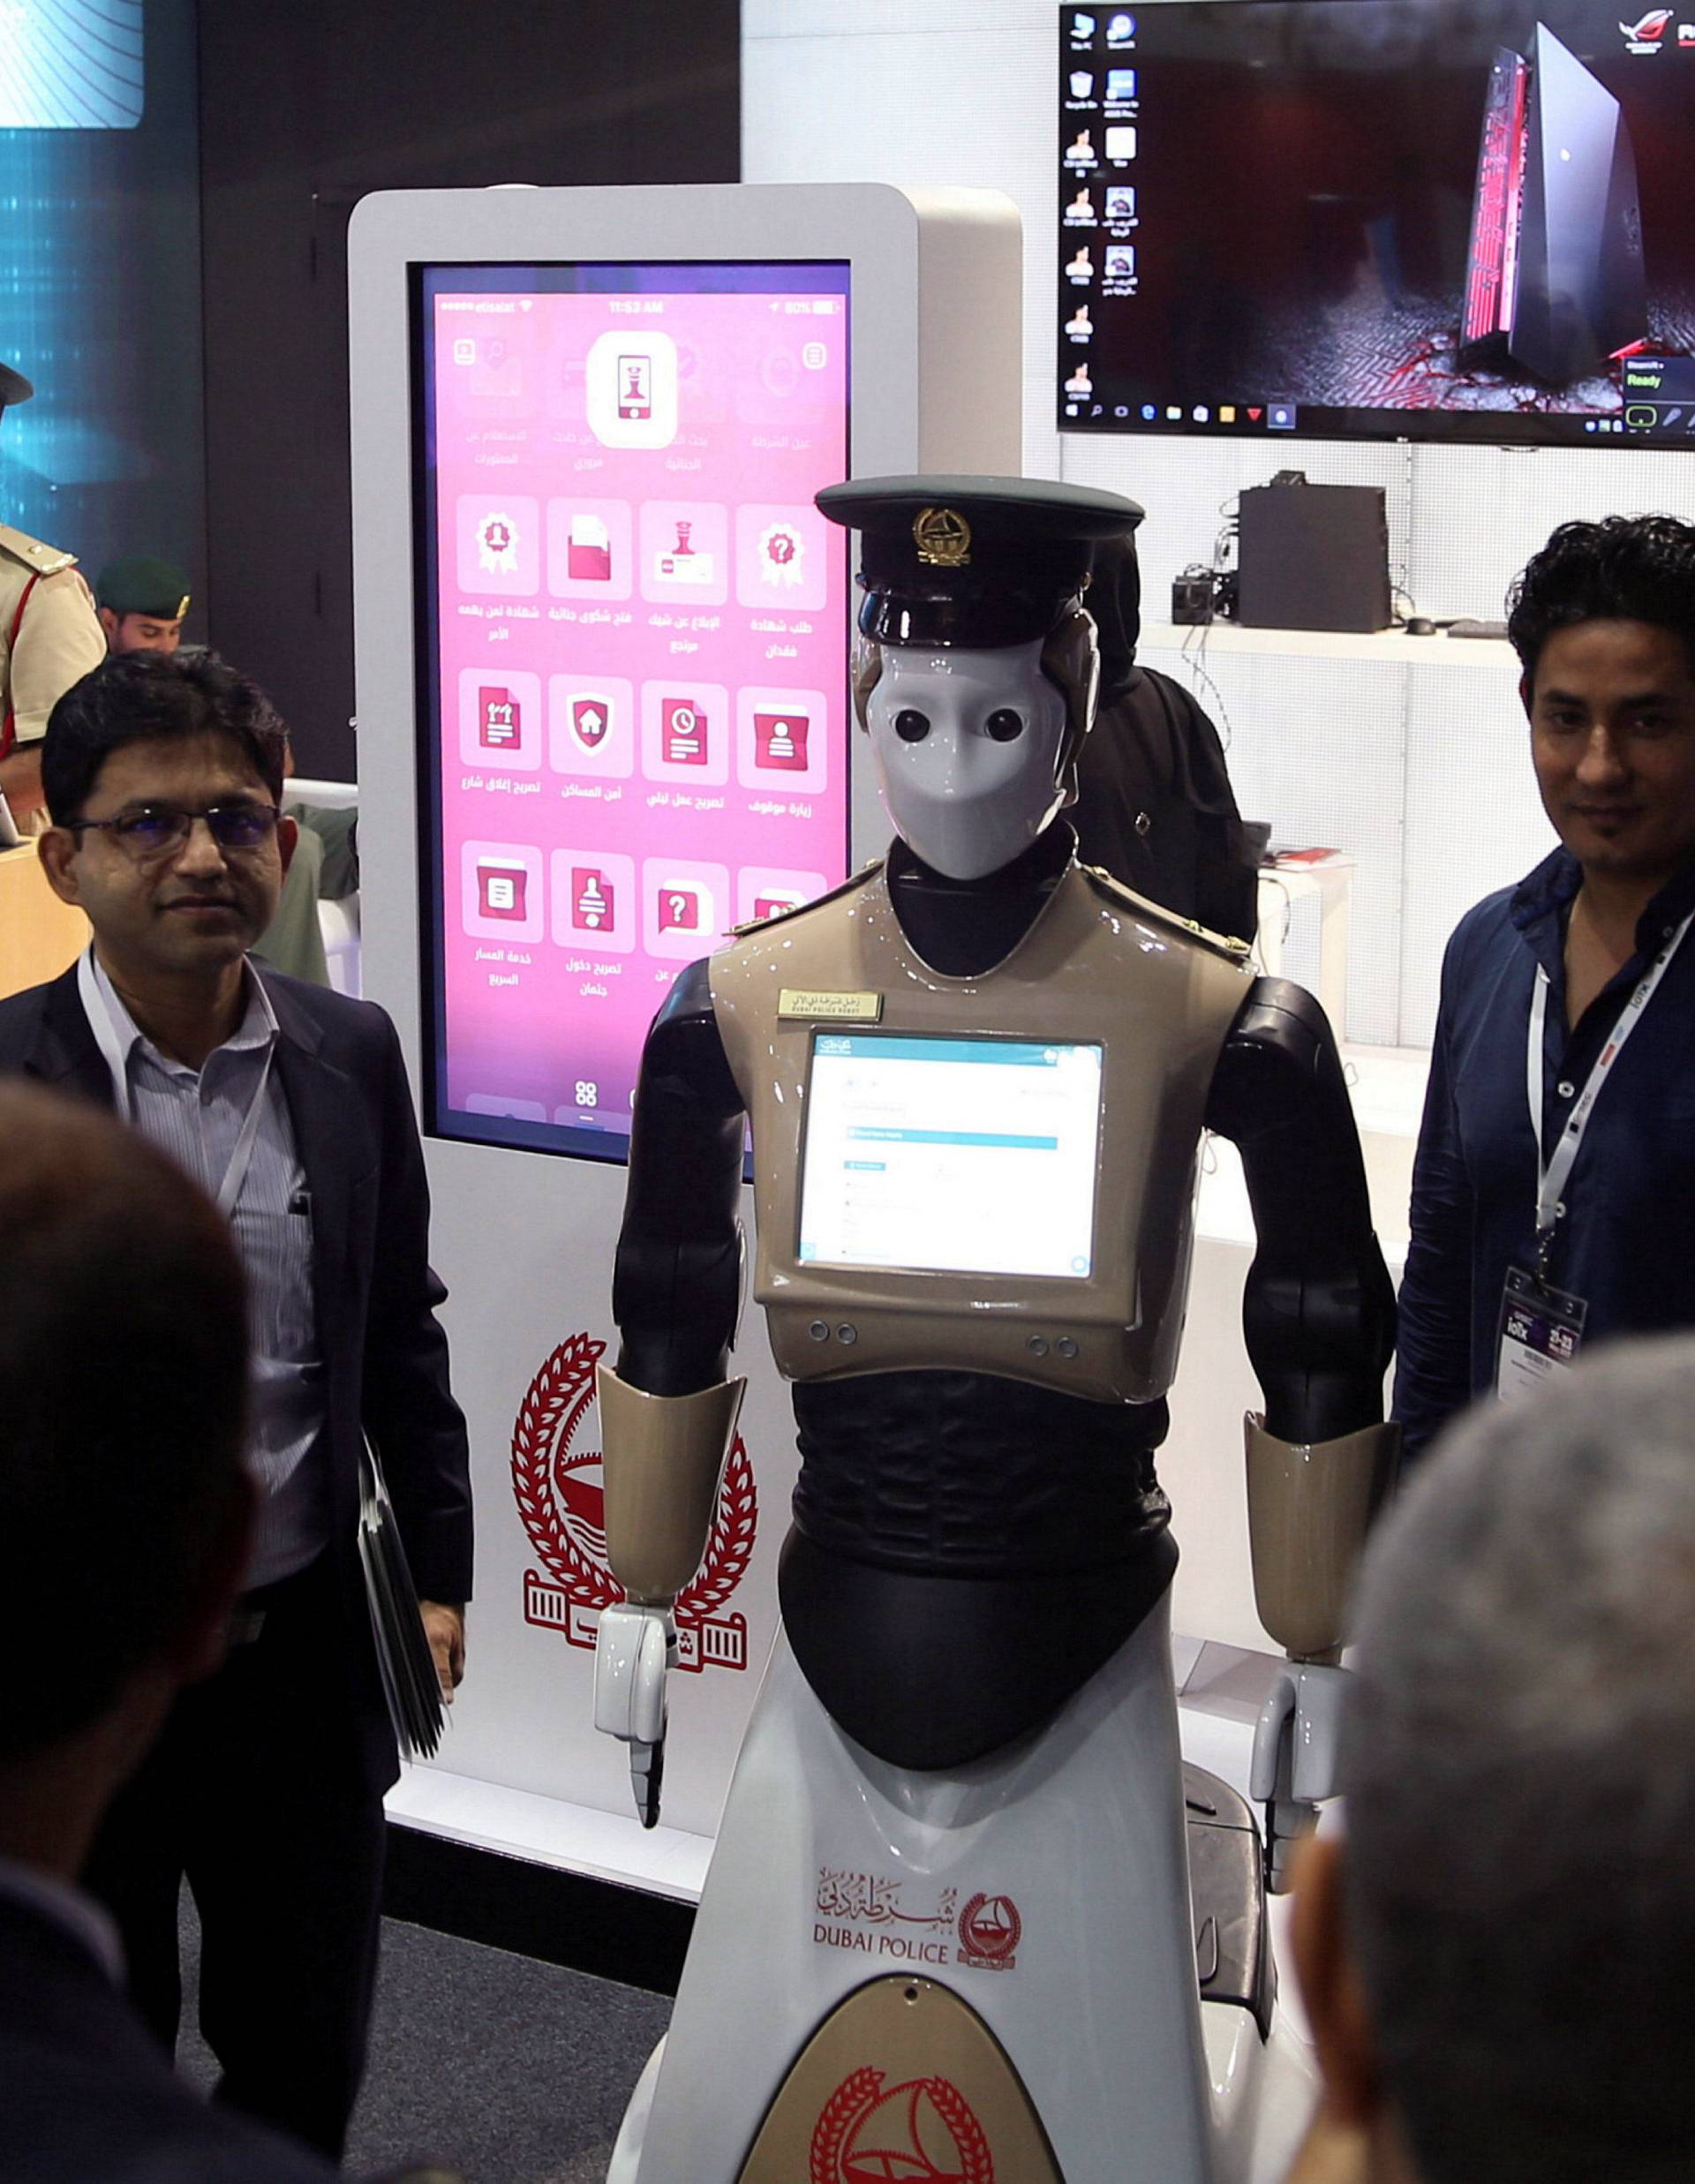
[0,523,76,576]
[1080,862,1253,963]
[728,859,884,938]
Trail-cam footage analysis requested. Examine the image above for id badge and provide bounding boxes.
[1495,1265,1587,1403]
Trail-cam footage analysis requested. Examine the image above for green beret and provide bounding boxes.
[95,555,192,621]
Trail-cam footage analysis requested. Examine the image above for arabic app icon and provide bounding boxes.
[663,697,709,765]
[736,867,829,927]
[641,680,730,786]
[462,840,543,941]
[639,500,729,606]
[734,503,830,612]
[567,514,612,583]
[643,858,731,960]
[584,329,678,449]
[546,498,633,601]
[457,668,541,772]
[1105,185,1136,222]
[478,686,520,749]
[549,849,636,953]
[456,495,540,596]
[547,674,634,779]
[736,686,829,792]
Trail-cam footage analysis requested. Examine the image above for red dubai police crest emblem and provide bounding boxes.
[956,1894,1021,1972]
[510,1331,757,1671]
[810,2069,995,2183]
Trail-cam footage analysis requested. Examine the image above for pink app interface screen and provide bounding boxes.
[418,261,851,1158]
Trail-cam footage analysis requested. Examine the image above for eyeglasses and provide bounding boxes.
[67,802,282,859]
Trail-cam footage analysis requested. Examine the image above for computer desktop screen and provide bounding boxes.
[799,1034,1104,1280]
[1058,0,1695,447]
[413,260,853,1162]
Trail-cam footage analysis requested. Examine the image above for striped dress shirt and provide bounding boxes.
[88,953,328,1587]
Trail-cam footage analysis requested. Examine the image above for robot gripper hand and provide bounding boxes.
[594,1603,678,1829]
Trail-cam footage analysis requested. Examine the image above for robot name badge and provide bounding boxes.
[510,1331,758,1671]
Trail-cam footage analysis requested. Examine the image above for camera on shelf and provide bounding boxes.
[1171,562,1232,624]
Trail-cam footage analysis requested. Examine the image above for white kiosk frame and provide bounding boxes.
[347,184,1022,1893]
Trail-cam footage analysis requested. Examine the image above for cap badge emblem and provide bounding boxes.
[913,506,971,567]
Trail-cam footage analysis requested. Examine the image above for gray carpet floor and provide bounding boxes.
[179,1902,673,2182]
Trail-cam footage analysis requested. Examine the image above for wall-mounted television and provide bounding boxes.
[1058,0,1695,447]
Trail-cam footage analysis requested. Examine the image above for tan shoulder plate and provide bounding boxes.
[1080,861,1252,961]
[0,523,75,576]
[728,858,884,938]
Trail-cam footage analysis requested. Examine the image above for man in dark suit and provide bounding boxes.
[0,651,474,2159]
[0,1079,336,2180]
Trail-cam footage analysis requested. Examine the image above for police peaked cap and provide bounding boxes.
[95,555,192,621]
[0,362,33,410]
[816,474,1143,648]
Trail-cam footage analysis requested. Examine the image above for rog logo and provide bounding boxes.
[1619,7,1673,41]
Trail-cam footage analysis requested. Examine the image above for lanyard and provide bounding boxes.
[1526,907,1694,1269]
[77,945,276,1221]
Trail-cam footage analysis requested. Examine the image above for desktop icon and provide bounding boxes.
[1106,67,1137,98]
[1269,402,1296,429]
[1072,11,1097,34]
[1193,405,1210,422]
[1106,11,1135,42]
[1066,245,1094,280]
[1104,124,1137,160]
[1104,185,1136,220]
[1066,185,1096,220]
[1066,129,1096,164]
[1141,403,1157,420]
[1066,305,1094,339]
[1105,245,1136,279]
[1066,364,1095,399]
[1070,70,1095,97]
[1219,404,1237,423]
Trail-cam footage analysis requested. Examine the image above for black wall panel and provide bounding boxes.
[198,3,740,778]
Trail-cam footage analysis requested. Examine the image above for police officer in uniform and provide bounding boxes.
[94,554,194,658]
[0,363,107,825]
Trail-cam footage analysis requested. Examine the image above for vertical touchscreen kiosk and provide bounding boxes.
[347,185,1021,1875]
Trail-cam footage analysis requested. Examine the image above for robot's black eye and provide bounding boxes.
[985,708,1025,742]
[893,709,930,742]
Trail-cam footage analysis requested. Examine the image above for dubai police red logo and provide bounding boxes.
[810,2069,994,2183]
[956,1894,1022,1973]
[511,1331,757,1672]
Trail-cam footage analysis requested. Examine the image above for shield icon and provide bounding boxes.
[570,694,612,751]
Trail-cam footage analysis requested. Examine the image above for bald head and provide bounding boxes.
[1330,1340,1695,2184]
[0,1082,251,1760]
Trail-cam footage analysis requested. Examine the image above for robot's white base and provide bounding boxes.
[606,1598,1317,2183]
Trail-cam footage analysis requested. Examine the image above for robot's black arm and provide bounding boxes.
[611,960,748,1397]
[1205,978,1396,1445]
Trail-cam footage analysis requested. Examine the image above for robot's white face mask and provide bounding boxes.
[863,641,1071,882]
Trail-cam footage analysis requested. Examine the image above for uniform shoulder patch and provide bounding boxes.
[0,523,76,577]
[1080,862,1253,963]
[728,859,883,938]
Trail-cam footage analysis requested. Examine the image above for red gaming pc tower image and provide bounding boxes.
[1460,22,1646,387]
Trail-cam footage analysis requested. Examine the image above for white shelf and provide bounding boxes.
[1140,619,1516,667]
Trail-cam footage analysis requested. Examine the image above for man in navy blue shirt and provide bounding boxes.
[1395,516,1695,1463]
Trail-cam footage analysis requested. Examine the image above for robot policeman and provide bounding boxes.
[593,478,1397,2184]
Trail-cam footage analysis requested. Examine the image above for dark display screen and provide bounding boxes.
[1058,0,1695,446]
